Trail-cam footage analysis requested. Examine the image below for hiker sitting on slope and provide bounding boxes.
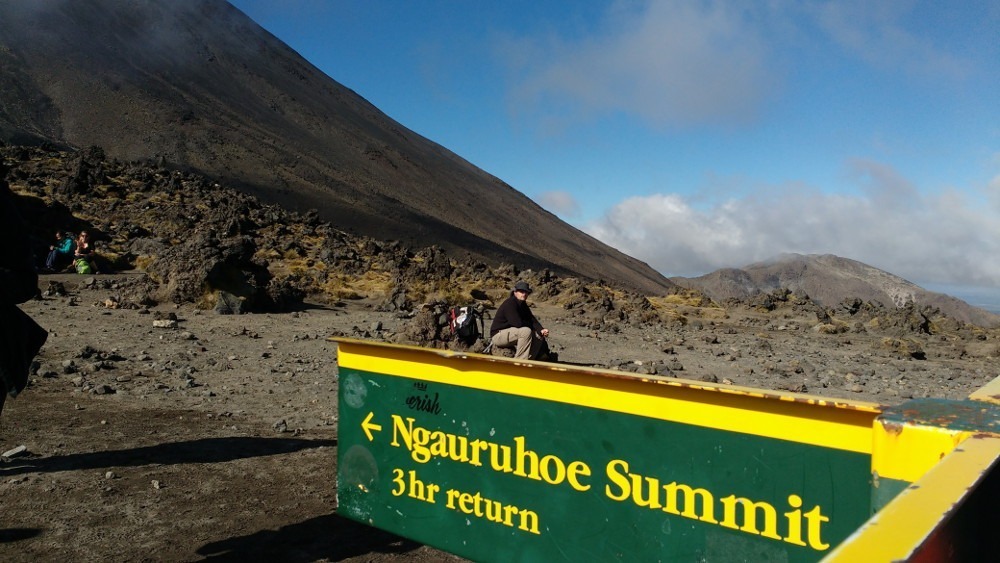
[73,230,99,274]
[489,281,549,360]
[44,230,75,272]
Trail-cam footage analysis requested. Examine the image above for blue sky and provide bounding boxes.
[229,1,1000,306]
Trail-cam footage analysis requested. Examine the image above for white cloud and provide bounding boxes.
[845,158,918,208]
[585,163,1000,287]
[497,0,986,133]
[811,1,974,80]
[537,190,581,219]
[503,0,776,129]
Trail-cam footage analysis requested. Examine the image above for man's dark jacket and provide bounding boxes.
[490,293,544,337]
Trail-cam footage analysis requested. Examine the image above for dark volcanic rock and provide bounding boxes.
[146,232,272,309]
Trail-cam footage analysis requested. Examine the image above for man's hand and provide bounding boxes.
[540,328,549,337]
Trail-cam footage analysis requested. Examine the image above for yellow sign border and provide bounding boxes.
[335,338,882,454]
[825,434,1000,561]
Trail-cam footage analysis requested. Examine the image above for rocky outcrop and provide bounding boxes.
[4,145,673,317]
[674,253,1000,328]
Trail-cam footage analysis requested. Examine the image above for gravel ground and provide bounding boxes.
[1,274,997,561]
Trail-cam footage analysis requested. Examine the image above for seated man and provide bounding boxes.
[489,281,549,360]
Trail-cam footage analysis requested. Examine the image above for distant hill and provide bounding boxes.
[672,253,1000,327]
[0,0,674,294]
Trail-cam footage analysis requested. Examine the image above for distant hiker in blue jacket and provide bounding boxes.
[44,230,75,271]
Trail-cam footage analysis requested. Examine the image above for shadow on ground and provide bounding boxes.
[196,513,436,562]
[0,436,336,477]
[0,528,42,543]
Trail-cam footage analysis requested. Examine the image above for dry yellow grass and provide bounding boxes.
[647,292,723,324]
[408,278,469,304]
[319,270,394,301]
[134,255,156,271]
[194,289,219,310]
[651,290,715,308]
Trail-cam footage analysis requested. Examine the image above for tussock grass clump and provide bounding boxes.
[134,255,156,271]
[647,292,721,324]
[320,271,394,302]
[814,322,849,335]
[195,289,219,310]
[657,290,714,308]
[876,337,925,359]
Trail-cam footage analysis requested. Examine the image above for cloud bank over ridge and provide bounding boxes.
[583,159,1000,287]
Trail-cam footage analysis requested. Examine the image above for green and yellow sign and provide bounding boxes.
[335,339,889,562]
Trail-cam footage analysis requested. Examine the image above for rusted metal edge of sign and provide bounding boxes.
[969,373,1000,405]
[833,376,1000,561]
[824,434,1000,562]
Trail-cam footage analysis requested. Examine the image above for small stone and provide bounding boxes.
[151,480,162,489]
[1,445,28,459]
[153,319,178,329]
[273,419,288,433]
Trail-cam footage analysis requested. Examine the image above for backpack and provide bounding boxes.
[75,258,93,275]
[449,305,484,345]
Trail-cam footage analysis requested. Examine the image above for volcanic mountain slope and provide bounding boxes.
[0,0,673,294]
[672,253,1000,327]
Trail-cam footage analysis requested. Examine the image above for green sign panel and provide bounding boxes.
[337,367,871,562]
